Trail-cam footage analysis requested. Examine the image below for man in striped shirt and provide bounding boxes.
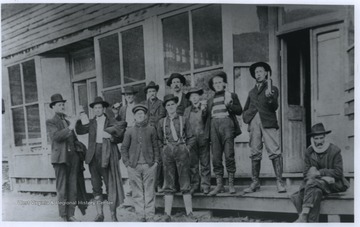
[204,71,243,196]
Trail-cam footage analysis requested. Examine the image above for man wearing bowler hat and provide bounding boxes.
[183,87,211,194]
[243,62,286,194]
[157,94,197,222]
[143,81,166,192]
[46,94,87,221]
[76,96,127,222]
[117,86,138,128]
[204,71,242,196]
[290,123,349,222]
[166,73,191,116]
[121,104,160,222]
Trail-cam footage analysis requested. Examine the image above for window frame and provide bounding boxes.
[94,22,147,104]
[6,57,46,151]
[158,4,225,86]
[70,46,96,82]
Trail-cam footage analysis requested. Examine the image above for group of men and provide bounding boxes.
[47,61,349,223]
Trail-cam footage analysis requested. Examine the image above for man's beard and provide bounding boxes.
[311,139,330,153]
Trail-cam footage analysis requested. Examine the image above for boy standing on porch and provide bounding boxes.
[204,71,243,196]
[121,104,160,222]
[76,96,126,222]
[157,94,197,222]
[242,62,286,193]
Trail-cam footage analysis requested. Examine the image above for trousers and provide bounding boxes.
[89,144,109,198]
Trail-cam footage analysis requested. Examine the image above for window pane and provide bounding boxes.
[78,84,89,115]
[26,104,41,144]
[12,107,26,146]
[22,59,38,103]
[8,64,23,106]
[232,5,269,63]
[103,88,122,107]
[125,83,146,104]
[281,5,344,24]
[122,27,145,84]
[192,5,223,69]
[73,48,95,75]
[162,12,190,75]
[99,34,121,88]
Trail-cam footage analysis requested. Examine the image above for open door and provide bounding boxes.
[310,23,346,151]
[281,31,311,172]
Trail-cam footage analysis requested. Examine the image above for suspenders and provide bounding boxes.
[163,116,184,144]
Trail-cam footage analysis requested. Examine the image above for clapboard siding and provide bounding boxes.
[2,4,155,56]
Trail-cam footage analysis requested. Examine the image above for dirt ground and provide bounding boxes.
[1,190,286,222]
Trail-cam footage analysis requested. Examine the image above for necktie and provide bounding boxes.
[170,118,179,141]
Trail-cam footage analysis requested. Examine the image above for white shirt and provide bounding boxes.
[125,103,135,128]
[96,114,106,143]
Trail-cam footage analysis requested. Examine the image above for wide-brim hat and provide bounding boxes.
[166,73,186,87]
[208,71,227,91]
[249,62,272,79]
[163,94,179,107]
[49,93,66,108]
[122,86,138,95]
[144,81,159,93]
[185,87,204,99]
[132,104,148,114]
[307,123,332,137]
[89,96,109,108]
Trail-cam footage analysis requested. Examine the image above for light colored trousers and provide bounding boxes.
[128,163,157,218]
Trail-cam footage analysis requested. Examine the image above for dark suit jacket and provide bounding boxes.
[142,97,166,127]
[75,114,123,164]
[176,93,191,116]
[120,123,160,168]
[243,83,279,129]
[46,113,77,164]
[204,92,243,138]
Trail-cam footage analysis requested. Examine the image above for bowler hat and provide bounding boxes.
[208,71,227,91]
[49,93,66,108]
[307,123,332,137]
[163,94,179,107]
[249,62,272,79]
[166,73,186,87]
[122,86,138,95]
[89,96,109,108]
[144,81,159,93]
[132,104,148,114]
[185,87,204,99]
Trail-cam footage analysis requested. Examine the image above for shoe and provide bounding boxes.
[294,213,308,222]
[190,186,199,195]
[208,175,225,196]
[272,156,287,193]
[157,186,164,193]
[94,214,104,222]
[67,216,80,222]
[202,187,210,195]
[243,160,261,193]
[162,214,171,222]
[183,212,198,222]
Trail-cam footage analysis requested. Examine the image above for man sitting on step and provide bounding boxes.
[290,123,350,222]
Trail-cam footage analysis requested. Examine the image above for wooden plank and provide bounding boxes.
[2,4,192,65]
[3,4,127,53]
[328,215,341,222]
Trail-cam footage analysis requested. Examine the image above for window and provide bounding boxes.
[162,5,223,76]
[97,26,146,105]
[8,59,41,147]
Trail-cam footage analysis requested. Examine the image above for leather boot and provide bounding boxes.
[228,172,236,194]
[94,196,104,222]
[272,156,287,193]
[243,160,261,193]
[208,175,225,196]
[110,210,118,222]
[294,213,308,222]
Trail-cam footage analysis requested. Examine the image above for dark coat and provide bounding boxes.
[75,114,125,164]
[204,92,243,138]
[142,97,166,127]
[46,113,76,164]
[243,83,279,129]
[301,143,349,193]
[183,104,207,132]
[176,93,191,116]
[121,123,160,168]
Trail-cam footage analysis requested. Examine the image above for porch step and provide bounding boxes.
[154,185,354,216]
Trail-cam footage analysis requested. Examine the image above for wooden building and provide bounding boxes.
[1,3,354,199]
